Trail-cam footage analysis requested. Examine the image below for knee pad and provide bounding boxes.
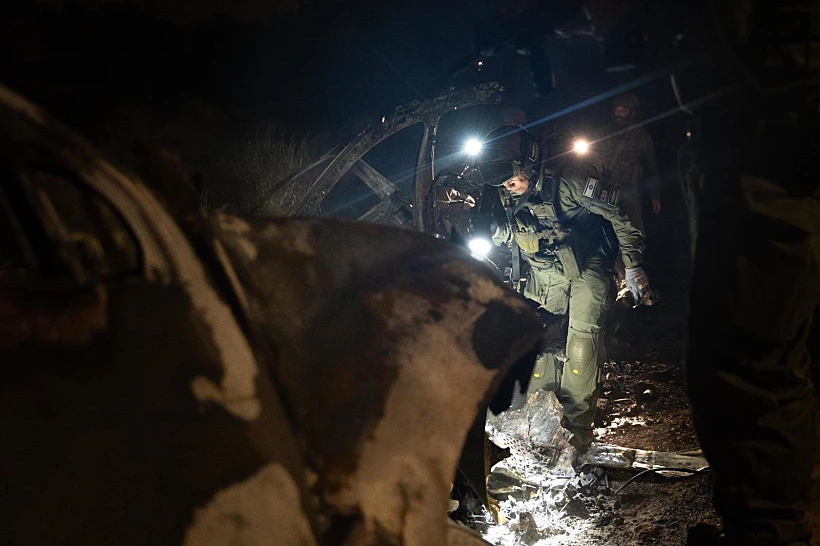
[528,352,560,393]
[566,331,596,377]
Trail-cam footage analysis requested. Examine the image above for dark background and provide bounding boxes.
[3,1,496,137]
[0,1,686,144]
[0,0,691,255]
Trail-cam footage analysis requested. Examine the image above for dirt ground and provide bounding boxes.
[474,286,722,546]
[452,199,820,545]
[448,254,722,545]
[577,282,719,546]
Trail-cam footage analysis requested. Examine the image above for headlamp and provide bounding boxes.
[573,139,590,155]
[463,138,483,156]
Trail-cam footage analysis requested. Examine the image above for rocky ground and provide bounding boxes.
[452,282,722,546]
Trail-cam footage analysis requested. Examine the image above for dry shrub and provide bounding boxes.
[197,122,325,217]
[100,100,326,218]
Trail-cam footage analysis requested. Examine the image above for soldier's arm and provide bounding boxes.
[561,168,645,267]
[491,220,512,246]
[641,132,661,202]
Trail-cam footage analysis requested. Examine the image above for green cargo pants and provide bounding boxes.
[523,257,614,447]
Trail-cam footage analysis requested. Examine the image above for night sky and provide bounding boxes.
[3,1,684,128]
[1,0,689,220]
[3,1,492,133]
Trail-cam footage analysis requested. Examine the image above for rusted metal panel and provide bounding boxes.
[1,281,314,546]
[214,215,542,544]
[1,83,538,546]
[0,283,108,347]
[291,82,503,217]
[0,84,313,545]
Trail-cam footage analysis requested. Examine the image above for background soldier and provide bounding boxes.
[476,124,650,452]
[592,93,661,278]
[594,92,661,230]
[592,92,661,281]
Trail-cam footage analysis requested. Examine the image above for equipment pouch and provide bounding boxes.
[555,243,582,280]
[515,231,541,254]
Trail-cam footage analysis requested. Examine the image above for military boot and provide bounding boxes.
[566,426,594,458]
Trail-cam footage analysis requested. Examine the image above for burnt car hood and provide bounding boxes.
[0,81,540,545]
[212,214,541,543]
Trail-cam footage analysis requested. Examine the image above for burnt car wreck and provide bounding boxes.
[0,80,719,546]
[0,84,547,545]
[4,0,818,543]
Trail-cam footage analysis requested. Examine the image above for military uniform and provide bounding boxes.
[592,123,660,236]
[492,158,644,446]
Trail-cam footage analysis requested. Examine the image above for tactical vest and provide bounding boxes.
[499,170,585,278]
[501,165,621,279]
[500,178,557,252]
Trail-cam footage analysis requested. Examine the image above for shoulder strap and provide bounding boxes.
[538,167,563,222]
[510,239,520,283]
[496,186,523,283]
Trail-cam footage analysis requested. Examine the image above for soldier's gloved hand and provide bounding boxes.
[625,266,651,302]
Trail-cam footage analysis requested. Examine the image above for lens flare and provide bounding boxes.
[464,138,483,156]
[573,139,590,154]
[468,238,492,259]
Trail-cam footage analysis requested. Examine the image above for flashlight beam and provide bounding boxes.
[469,238,493,259]
[464,138,483,156]
[573,139,590,155]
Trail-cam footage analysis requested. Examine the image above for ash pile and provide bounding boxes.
[467,390,614,545]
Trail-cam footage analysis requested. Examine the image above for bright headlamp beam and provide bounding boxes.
[573,139,590,155]
[468,238,492,259]
[464,138,483,156]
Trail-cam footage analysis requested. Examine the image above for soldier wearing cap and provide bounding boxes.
[593,92,661,232]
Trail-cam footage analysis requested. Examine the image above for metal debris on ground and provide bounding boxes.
[486,390,578,481]
[581,444,709,475]
[467,389,710,545]
[478,391,605,544]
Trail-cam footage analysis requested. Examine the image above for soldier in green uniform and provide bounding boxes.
[591,92,661,283]
[592,92,662,235]
[475,124,650,451]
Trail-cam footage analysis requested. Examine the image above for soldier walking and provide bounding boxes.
[474,124,650,452]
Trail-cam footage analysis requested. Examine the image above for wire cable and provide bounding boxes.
[613,466,710,496]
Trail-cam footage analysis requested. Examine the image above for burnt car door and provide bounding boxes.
[0,85,540,545]
[0,86,314,545]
